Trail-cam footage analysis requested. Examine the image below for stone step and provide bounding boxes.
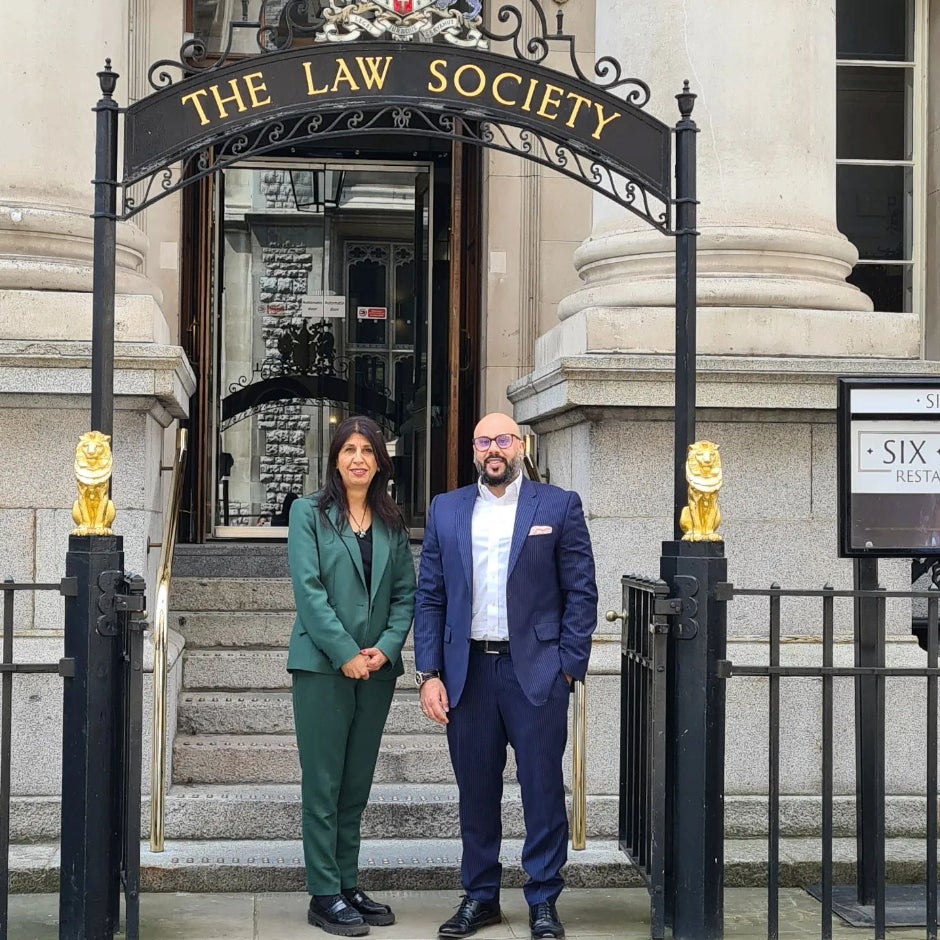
[159,783,610,841]
[172,610,417,653]
[173,544,291,580]
[173,611,296,649]
[11,791,939,844]
[12,837,940,893]
[7,838,636,893]
[170,578,295,613]
[6,787,615,843]
[182,649,418,691]
[178,689,436,736]
[173,733,505,785]
[183,649,289,691]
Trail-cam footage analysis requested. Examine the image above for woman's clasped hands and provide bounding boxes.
[340,647,389,679]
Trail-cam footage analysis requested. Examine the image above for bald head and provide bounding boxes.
[473,412,521,440]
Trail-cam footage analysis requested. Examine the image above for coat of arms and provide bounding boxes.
[319,0,486,46]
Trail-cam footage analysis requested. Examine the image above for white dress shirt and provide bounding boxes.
[470,473,522,640]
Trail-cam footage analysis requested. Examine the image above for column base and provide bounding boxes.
[561,224,873,317]
[0,201,157,298]
[550,223,921,360]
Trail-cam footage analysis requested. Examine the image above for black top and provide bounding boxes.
[357,527,373,592]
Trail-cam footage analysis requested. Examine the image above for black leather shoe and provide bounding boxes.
[342,888,396,926]
[438,896,502,938]
[529,901,565,939]
[308,894,369,936]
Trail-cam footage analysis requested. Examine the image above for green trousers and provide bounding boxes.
[291,670,395,895]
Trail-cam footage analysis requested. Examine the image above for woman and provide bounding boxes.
[287,416,416,936]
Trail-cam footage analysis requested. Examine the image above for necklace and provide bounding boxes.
[348,507,370,539]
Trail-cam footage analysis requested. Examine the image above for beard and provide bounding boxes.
[475,453,523,489]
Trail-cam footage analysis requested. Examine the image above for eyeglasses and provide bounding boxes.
[472,433,522,451]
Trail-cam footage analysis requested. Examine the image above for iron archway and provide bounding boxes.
[90,0,698,531]
[80,3,702,937]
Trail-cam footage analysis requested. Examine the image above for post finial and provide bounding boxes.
[676,79,696,119]
[72,431,117,536]
[679,441,723,542]
[97,58,119,98]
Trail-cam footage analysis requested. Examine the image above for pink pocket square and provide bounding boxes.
[528,525,553,536]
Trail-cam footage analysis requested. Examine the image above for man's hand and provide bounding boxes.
[566,674,573,686]
[360,647,389,672]
[341,653,371,680]
[420,677,450,725]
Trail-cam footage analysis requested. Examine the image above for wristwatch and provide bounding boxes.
[415,670,441,687]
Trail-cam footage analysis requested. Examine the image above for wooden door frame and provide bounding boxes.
[447,130,483,491]
[179,145,482,540]
[179,172,216,543]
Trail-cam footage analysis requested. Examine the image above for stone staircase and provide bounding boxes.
[148,544,627,891]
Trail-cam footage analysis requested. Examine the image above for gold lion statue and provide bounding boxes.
[71,431,116,536]
[679,440,723,542]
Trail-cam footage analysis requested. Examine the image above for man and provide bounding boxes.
[414,412,598,940]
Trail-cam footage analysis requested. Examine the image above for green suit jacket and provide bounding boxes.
[286,496,416,678]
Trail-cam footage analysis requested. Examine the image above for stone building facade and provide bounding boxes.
[1,0,939,888]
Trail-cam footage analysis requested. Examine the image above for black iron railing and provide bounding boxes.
[0,577,77,939]
[616,575,671,939]
[716,583,940,940]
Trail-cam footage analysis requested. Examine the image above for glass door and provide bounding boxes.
[212,159,434,536]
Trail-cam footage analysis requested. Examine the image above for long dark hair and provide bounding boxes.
[318,416,406,533]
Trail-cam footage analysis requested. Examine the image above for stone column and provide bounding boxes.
[513,0,938,827]
[0,0,165,343]
[0,0,193,817]
[545,0,919,362]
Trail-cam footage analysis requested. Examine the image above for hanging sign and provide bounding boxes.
[123,44,671,198]
[838,377,940,556]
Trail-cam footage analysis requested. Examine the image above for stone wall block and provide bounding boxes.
[0,510,37,624]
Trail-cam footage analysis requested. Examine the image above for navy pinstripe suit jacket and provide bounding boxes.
[414,477,598,708]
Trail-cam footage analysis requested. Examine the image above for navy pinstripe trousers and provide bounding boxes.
[446,646,570,905]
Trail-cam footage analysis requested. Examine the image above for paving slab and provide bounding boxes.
[4,888,933,939]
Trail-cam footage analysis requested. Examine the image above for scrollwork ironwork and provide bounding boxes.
[480,0,650,106]
[120,106,671,232]
[146,0,647,108]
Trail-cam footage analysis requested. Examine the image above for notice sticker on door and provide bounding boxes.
[357,306,388,320]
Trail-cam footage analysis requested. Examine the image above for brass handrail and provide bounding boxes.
[571,679,587,850]
[522,447,588,850]
[149,427,188,852]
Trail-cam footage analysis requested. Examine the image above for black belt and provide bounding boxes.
[470,639,510,654]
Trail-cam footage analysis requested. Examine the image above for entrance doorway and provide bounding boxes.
[181,147,481,539]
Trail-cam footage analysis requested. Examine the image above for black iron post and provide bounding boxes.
[661,540,727,940]
[853,557,885,912]
[1,582,14,937]
[91,60,120,439]
[673,82,699,539]
[59,535,125,940]
[117,574,146,940]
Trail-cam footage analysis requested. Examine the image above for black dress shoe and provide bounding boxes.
[529,901,565,939]
[438,896,502,938]
[342,887,396,926]
[307,894,369,937]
